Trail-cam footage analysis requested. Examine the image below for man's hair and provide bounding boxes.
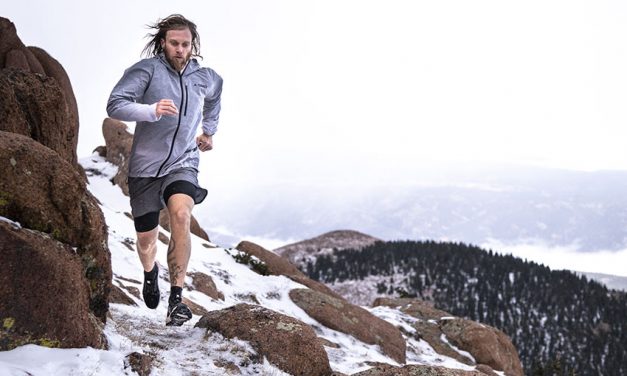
[142,14,202,59]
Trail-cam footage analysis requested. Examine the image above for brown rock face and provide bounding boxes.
[0,222,106,350]
[101,117,209,241]
[0,69,77,166]
[289,288,406,364]
[374,298,523,376]
[0,18,44,74]
[237,240,343,299]
[440,319,523,376]
[28,46,79,160]
[195,303,332,376]
[188,271,224,301]
[351,364,484,376]
[0,131,111,321]
[0,17,79,166]
[102,117,132,195]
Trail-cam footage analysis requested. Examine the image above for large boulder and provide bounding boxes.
[0,17,79,166]
[0,69,77,166]
[373,298,522,376]
[237,240,344,299]
[0,18,44,74]
[440,319,523,376]
[101,117,132,195]
[0,221,106,350]
[289,288,406,364]
[188,271,224,301]
[101,117,210,242]
[195,303,332,376]
[0,131,111,321]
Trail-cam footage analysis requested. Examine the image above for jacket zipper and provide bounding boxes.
[184,85,189,117]
[156,67,187,177]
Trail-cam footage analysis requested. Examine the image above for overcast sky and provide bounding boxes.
[4,0,627,185]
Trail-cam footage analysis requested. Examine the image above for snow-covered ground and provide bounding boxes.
[0,154,482,375]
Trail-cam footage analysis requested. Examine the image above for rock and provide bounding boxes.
[0,131,111,321]
[475,364,498,376]
[351,364,484,376]
[0,69,77,166]
[0,222,106,350]
[0,18,44,74]
[374,298,523,376]
[372,298,474,364]
[28,46,79,162]
[195,303,332,376]
[275,230,380,267]
[440,318,523,376]
[102,117,209,241]
[0,17,78,166]
[289,288,406,364]
[373,297,450,321]
[125,352,153,376]
[109,285,137,306]
[188,271,224,301]
[236,241,344,300]
[102,118,132,195]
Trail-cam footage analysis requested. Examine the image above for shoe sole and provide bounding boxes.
[165,313,192,326]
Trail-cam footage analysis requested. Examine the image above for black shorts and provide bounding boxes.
[128,168,207,232]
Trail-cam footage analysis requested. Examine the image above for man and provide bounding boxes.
[107,14,222,326]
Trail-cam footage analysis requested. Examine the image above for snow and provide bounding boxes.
[0,154,491,375]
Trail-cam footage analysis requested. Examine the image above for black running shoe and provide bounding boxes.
[142,263,160,309]
[165,301,192,326]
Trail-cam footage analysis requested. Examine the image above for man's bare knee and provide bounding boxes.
[137,229,158,252]
[168,206,191,227]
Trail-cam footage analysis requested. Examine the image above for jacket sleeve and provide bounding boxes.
[202,71,223,136]
[106,61,160,122]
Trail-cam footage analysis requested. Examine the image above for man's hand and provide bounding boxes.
[196,133,213,152]
[155,99,178,117]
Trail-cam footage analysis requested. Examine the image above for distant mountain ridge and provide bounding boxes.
[274,230,380,266]
[199,168,627,251]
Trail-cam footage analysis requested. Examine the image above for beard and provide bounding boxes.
[165,50,192,72]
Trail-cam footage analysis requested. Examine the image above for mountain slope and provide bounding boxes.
[0,155,499,375]
[301,240,627,375]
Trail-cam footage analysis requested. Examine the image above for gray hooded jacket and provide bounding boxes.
[107,53,222,178]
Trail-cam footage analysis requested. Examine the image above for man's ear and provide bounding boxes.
[160,38,165,48]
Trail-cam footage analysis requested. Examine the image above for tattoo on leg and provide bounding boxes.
[167,238,183,284]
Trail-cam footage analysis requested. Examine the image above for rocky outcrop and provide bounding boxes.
[188,271,224,301]
[101,117,209,241]
[0,131,111,321]
[0,17,79,166]
[195,303,332,376]
[289,288,406,364]
[373,298,523,376]
[101,117,132,195]
[0,221,106,350]
[351,363,484,376]
[440,319,523,376]
[236,240,344,299]
[275,230,380,267]
[0,69,77,167]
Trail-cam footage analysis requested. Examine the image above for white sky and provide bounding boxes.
[4,0,627,185]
